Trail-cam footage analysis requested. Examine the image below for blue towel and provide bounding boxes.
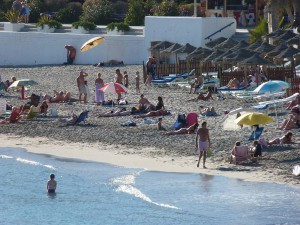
[249,127,264,141]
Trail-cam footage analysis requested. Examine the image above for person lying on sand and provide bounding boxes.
[165,123,198,135]
[98,107,131,117]
[267,132,294,145]
[94,60,124,67]
[199,106,217,116]
[43,90,70,103]
[279,107,300,130]
[133,109,170,118]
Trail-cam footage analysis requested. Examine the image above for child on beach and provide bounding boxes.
[47,174,57,194]
[157,117,166,131]
[135,71,140,94]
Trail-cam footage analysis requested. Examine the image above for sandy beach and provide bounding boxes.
[0,65,300,186]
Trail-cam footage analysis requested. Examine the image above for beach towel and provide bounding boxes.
[121,120,136,126]
[173,114,186,130]
[186,113,198,126]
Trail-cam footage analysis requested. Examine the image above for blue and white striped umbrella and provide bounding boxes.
[253,80,290,94]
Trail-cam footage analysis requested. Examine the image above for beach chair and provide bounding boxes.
[231,146,249,164]
[186,112,198,127]
[68,111,89,125]
[248,127,264,141]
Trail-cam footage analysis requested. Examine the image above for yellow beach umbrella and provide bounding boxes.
[234,112,274,126]
[80,36,105,52]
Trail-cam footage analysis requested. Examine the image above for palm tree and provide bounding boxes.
[266,0,293,32]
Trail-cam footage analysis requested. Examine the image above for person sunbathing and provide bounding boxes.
[98,108,131,117]
[226,78,247,89]
[133,109,170,118]
[279,108,300,130]
[95,60,124,67]
[39,100,48,115]
[165,123,198,135]
[267,132,294,145]
[0,107,20,124]
[286,94,300,110]
[199,106,217,116]
[43,90,70,103]
[196,88,214,101]
[21,105,39,119]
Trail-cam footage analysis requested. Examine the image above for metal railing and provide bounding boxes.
[204,22,235,41]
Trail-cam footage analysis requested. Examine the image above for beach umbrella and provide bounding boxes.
[80,36,105,52]
[273,30,297,44]
[186,50,213,61]
[235,112,274,126]
[223,49,255,63]
[173,43,196,54]
[246,41,262,50]
[253,80,290,94]
[287,35,300,45]
[202,49,225,62]
[254,42,276,53]
[273,46,300,60]
[263,29,285,39]
[161,43,182,53]
[149,41,174,51]
[99,82,128,93]
[8,79,38,100]
[230,40,249,51]
[264,44,288,58]
[205,37,227,48]
[240,53,274,65]
[214,38,238,50]
[212,50,234,63]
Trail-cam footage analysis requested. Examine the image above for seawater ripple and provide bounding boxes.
[111,171,179,210]
[0,154,14,159]
[15,157,56,170]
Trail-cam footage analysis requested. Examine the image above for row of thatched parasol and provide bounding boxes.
[149,29,300,66]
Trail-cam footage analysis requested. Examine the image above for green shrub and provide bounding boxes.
[57,3,82,23]
[152,0,180,16]
[107,22,130,32]
[36,16,62,29]
[72,20,96,30]
[81,0,113,24]
[125,0,145,25]
[28,0,42,23]
[3,10,19,23]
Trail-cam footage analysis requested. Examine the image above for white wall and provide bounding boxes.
[0,16,236,66]
[0,32,146,66]
[144,16,236,49]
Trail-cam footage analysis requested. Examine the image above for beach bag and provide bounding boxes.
[174,114,186,130]
[206,148,213,157]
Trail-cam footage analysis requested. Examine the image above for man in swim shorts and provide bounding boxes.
[196,121,211,169]
[47,174,57,194]
[77,71,88,103]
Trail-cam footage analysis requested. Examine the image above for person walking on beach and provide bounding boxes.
[114,69,123,100]
[64,45,76,65]
[95,73,104,105]
[47,174,57,194]
[77,71,88,103]
[135,71,140,94]
[196,121,211,169]
[124,71,129,88]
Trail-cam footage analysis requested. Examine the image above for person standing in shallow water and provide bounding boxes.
[47,174,57,193]
[196,121,211,169]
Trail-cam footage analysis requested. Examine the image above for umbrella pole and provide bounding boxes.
[21,86,25,100]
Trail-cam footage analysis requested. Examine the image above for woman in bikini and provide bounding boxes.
[165,123,199,135]
[267,132,294,145]
[133,109,170,118]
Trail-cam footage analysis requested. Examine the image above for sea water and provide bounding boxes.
[1,147,300,225]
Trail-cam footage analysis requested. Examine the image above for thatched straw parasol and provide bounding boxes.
[263,29,285,39]
[160,43,182,53]
[246,41,262,50]
[240,53,274,65]
[186,48,214,61]
[212,50,234,63]
[287,35,300,45]
[149,41,174,51]
[273,30,297,44]
[214,38,238,50]
[223,49,256,63]
[173,43,197,54]
[254,42,276,53]
[264,44,288,58]
[273,46,300,60]
[202,49,225,62]
[205,37,227,48]
[230,40,249,51]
